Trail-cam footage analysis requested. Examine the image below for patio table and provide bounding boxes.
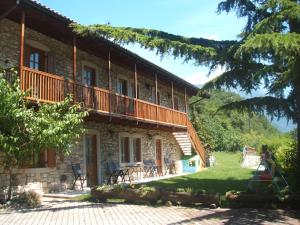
[123,165,144,181]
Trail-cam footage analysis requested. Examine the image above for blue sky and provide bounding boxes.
[37,0,295,131]
[38,0,246,85]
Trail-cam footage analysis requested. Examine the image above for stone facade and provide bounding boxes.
[0,18,192,194]
[0,122,182,193]
[0,18,189,112]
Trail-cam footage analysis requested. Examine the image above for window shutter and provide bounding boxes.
[174,97,179,110]
[124,137,130,163]
[24,45,30,67]
[47,149,56,168]
[136,138,141,162]
[47,52,55,74]
[39,150,46,167]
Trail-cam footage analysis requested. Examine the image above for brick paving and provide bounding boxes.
[0,198,299,225]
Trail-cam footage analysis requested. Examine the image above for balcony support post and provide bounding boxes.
[108,51,112,121]
[19,9,25,88]
[134,63,138,124]
[171,81,174,125]
[155,73,158,127]
[72,36,77,103]
[184,87,188,126]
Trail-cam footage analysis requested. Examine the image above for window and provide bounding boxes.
[157,91,161,105]
[174,96,179,110]
[132,138,141,162]
[117,78,128,95]
[119,134,142,164]
[25,46,46,71]
[83,66,96,86]
[21,149,56,168]
[120,136,130,163]
[129,82,140,99]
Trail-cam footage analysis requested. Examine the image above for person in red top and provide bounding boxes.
[261,145,276,177]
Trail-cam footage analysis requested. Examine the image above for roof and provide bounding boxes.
[7,0,200,94]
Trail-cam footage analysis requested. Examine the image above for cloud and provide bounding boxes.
[184,66,224,85]
[205,34,219,40]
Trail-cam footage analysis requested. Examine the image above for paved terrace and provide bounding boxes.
[0,198,299,225]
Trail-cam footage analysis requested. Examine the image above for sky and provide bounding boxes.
[37,0,295,131]
[38,0,246,85]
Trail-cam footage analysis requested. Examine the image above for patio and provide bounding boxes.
[0,197,299,225]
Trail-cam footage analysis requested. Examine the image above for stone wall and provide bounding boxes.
[0,122,183,194]
[0,18,189,112]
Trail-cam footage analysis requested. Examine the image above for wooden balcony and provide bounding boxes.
[3,67,205,162]
[17,67,188,128]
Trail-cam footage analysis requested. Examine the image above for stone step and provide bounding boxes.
[173,131,192,156]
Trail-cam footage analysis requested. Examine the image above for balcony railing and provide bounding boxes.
[17,67,188,127]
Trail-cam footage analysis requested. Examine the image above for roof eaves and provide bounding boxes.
[18,0,199,94]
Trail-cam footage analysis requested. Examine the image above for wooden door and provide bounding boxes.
[85,134,98,186]
[155,139,162,175]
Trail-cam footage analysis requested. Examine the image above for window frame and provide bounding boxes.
[82,65,96,86]
[117,75,140,98]
[119,132,143,166]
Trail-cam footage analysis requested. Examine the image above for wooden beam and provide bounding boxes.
[19,9,25,86]
[171,81,174,125]
[184,87,188,126]
[108,51,112,120]
[155,73,158,125]
[73,36,77,102]
[134,63,138,120]
[0,3,18,21]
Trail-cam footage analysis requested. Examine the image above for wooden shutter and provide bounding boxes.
[39,150,46,167]
[174,97,179,110]
[47,52,55,74]
[157,92,161,105]
[124,137,130,163]
[24,45,30,67]
[47,149,56,168]
[136,138,141,162]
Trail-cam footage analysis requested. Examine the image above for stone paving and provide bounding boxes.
[0,198,299,225]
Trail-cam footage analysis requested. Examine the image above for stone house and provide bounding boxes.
[0,0,205,193]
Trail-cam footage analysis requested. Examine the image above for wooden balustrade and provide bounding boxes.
[110,93,135,116]
[21,67,68,103]
[15,67,192,128]
[5,67,205,162]
[187,119,206,162]
[137,99,157,121]
[157,106,173,124]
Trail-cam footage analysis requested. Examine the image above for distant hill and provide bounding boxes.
[194,85,296,132]
[190,90,287,151]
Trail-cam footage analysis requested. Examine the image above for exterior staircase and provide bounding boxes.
[173,118,206,167]
[172,132,192,155]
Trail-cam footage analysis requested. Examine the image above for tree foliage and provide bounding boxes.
[71,0,300,121]
[0,69,87,198]
[70,0,300,183]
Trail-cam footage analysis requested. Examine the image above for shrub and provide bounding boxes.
[10,191,42,208]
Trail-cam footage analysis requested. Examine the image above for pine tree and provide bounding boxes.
[71,0,300,184]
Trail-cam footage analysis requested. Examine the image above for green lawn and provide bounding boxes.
[143,152,254,195]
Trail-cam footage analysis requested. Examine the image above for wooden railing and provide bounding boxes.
[5,67,206,163]
[17,67,188,127]
[187,119,206,163]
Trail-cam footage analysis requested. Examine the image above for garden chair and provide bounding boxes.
[143,160,156,178]
[107,161,131,184]
[164,158,176,175]
[71,163,87,190]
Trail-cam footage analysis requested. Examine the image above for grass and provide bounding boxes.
[142,152,254,195]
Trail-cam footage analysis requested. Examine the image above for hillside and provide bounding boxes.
[190,90,283,152]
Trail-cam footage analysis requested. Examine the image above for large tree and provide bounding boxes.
[71,0,300,184]
[0,69,87,199]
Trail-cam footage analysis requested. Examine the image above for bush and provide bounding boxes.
[10,191,42,208]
